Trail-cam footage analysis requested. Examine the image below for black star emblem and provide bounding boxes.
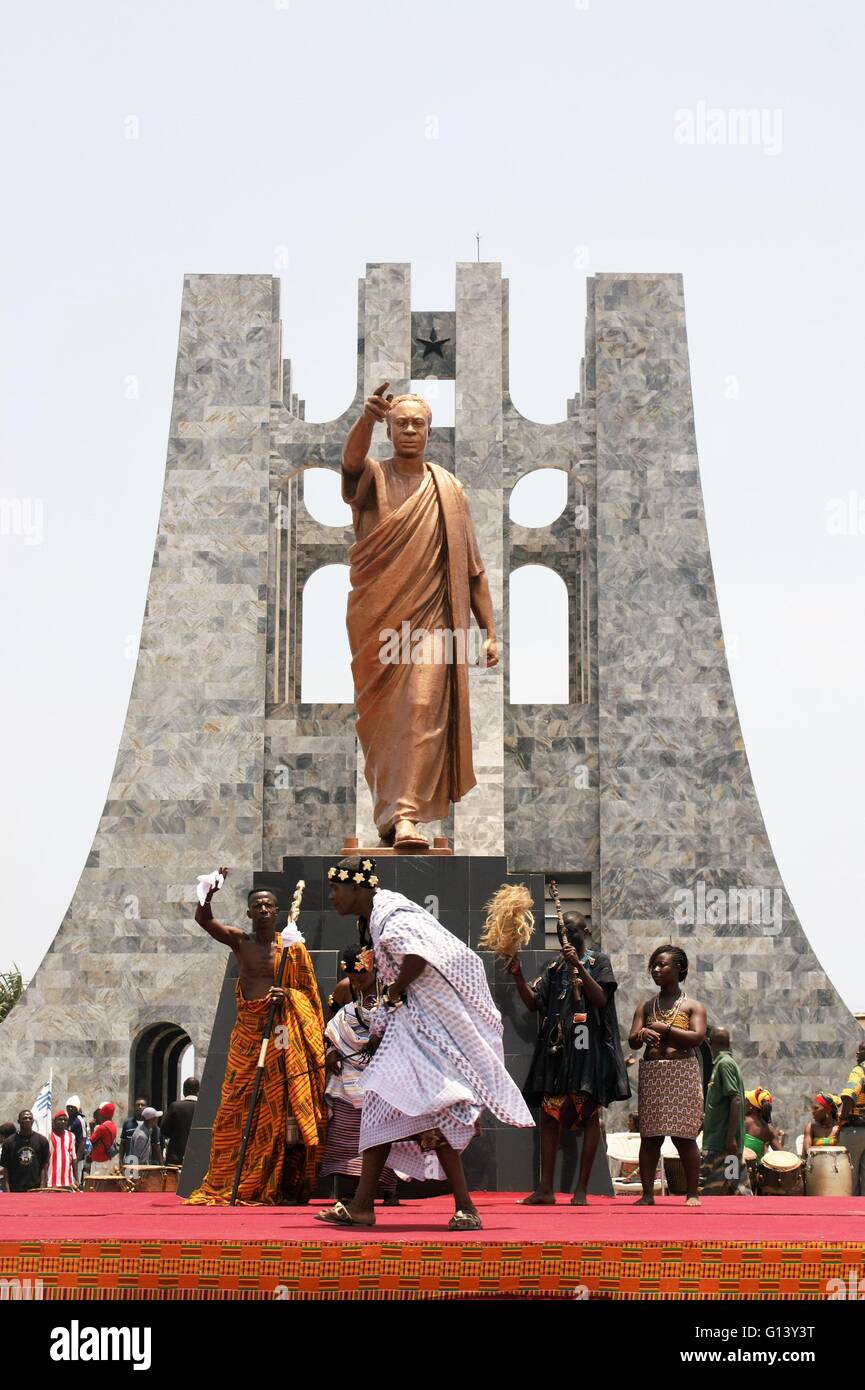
[415,326,451,359]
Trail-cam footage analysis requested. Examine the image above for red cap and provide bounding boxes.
[99,1101,116,1118]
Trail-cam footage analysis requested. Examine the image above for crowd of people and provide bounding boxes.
[0,1080,199,1193]
[184,859,865,1224]
[4,858,864,1219]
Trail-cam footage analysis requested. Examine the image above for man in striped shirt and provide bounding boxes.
[837,1037,865,1195]
[48,1111,79,1189]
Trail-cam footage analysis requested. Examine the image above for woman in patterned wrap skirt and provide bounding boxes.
[628,945,707,1206]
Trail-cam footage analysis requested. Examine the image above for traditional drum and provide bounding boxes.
[125,1164,167,1193]
[83,1173,131,1193]
[804,1146,853,1197]
[162,1165,181,1193]
[661,1137,686,1194]
[757,1149,804,1196]
[743,1145,758,1193]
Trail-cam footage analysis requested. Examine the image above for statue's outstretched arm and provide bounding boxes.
[344,381,392,475]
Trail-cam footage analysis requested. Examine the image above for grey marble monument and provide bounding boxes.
[1,265,857,1147]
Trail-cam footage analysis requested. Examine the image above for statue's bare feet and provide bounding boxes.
[393,818,429,849]
[377,826,395,848]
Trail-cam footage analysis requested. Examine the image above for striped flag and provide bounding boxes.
[32,1069,52,1137]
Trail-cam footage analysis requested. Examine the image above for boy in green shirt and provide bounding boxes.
[700,1027,752,1195]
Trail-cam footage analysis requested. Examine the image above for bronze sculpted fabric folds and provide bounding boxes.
[344,458,484,834]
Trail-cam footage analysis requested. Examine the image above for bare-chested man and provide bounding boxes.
[186,870,327,1206]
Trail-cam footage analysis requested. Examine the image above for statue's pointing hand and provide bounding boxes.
[364,381,394,423]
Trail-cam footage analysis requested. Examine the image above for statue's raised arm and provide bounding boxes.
[342,381,393,476]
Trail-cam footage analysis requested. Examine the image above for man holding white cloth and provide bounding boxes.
[316,857,533,1230]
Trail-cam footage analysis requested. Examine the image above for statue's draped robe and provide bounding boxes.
[186,943,327,1206]
[343,458,484,834]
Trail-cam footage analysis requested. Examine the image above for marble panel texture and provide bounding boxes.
[1,264,857,1145]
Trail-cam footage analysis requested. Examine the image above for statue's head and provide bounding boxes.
[387,393,431,458]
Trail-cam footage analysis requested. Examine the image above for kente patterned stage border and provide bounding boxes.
[3,1237,865,1300]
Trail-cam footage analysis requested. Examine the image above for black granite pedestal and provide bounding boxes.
[179,855,614,1197]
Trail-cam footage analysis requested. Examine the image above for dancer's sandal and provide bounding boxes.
[447,1209,483,1231]
[313,1201,376,1228]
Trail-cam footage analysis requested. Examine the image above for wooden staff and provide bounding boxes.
[229,879,305,1206]
[548,878,587,1025]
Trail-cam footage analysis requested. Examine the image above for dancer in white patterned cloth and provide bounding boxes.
[315,857,534,1230]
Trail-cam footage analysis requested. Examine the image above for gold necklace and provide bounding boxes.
[650,991,685,1025]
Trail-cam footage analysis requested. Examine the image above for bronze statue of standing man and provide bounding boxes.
[342,383,498,850]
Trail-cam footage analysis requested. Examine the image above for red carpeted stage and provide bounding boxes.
[2,1193,865,1299]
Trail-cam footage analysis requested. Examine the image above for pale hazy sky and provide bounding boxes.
[2,1,864,1008]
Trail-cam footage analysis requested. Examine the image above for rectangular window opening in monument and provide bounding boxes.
[574,476,590,705]
[409,277,455,312]
[410,379,455,428]
[544,873,592,950]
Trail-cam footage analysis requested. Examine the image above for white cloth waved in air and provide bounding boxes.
[195,869,224,907]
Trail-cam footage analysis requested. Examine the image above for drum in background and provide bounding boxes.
[757,1149,804,1196]
[124,1164,166,1193]
[743,1146,758,1193]
[805,1146,853,1197]
[83,1173,131,1193]
[161,1165,181,1194]
[661,1137,686,1194]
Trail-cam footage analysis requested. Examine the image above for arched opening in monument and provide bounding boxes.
[302,467,352,528]
[300,564,353,703]
[509,467,568,527]
[129,1022,192,1116]
[508,565,569,703]
[179,1041,195,1090]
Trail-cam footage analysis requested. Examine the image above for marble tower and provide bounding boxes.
[1,265,858,1143]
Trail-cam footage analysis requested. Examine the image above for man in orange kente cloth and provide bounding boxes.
[187,871,327,1205]
[342,382,498,850]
